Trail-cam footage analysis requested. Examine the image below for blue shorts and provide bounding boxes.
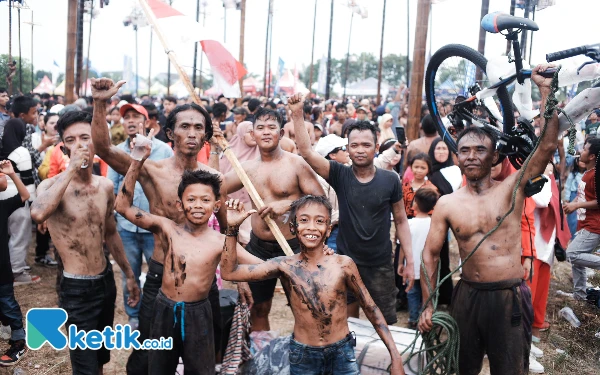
[289,333,359,375]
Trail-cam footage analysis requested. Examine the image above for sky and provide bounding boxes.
[0,0,598,86]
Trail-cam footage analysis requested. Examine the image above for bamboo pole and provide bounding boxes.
[137,0,293,256]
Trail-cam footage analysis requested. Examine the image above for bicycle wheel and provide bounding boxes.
[425,44,514,154]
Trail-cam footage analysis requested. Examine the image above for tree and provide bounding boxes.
[0,54,35,94]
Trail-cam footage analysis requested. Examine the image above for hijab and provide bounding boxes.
[1,119,26,159]
[378,114,395,144]
[428,138,454,174]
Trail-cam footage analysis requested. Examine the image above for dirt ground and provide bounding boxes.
[1,234,600,374]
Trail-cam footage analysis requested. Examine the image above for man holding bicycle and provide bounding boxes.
[418,64,559,375]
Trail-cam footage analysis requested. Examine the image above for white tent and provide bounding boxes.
[344,77,389,98]
[54,80,66,95]
[169,80,190,98]
[150,82,168,95]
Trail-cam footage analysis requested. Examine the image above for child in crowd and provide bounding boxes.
[402,153,435,218]
[114,140,261,375]
[221,195,405,375]
[0,160,31,366]
[564,157,586,239]
[405,188,438,329]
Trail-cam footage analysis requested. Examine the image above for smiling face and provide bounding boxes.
[293,203,332,250]
[169,109,207,156]
[348,130,377,167]
[457,133,497,181]
[253,115,282,152]
[178,183,219,226]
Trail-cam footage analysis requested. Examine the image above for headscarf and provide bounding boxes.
[378,114,395,144]
[1,119,26,159]
[219,121,259,205]
[428,137,454,174]
[219,122,259,175]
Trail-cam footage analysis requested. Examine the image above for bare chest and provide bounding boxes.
[246,161,300,199]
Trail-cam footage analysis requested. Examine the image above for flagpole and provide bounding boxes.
[263,0,272,95]
[325,0,334,100]
[308,0,317,98]
[343,11,353,101]
[136,0,293,256]
[84,3,93,96]
[376,0,387,105]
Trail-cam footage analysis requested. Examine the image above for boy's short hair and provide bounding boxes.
[290,195,332,227]
[254,107,283,127]
[414,188,439,213]
[177,170,221,201]
[11,96,37,118]
[56,111,93,139]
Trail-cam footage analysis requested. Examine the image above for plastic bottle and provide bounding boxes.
[559,87,600,133]
[559,307,581,328]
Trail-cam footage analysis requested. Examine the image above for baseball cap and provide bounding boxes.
[356,106,369,113]
[315,134,348,157]
[120,103,149,120]
[360,99,370,107]
[314,124,323,132]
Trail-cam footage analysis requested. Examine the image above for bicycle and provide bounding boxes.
[425,11,600,169]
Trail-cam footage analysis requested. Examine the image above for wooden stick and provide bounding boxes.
[137,0,293,256]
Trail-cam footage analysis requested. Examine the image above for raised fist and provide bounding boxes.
[91,78,126,102]
[288,93,305,115]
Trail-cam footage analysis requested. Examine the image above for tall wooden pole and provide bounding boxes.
[18,7,22,94]
[263,0,272,95]
[406,0,431,142]
[376,0,387,105]
[192,0,200,89]
[308,0,318,97]
[148,27,152,96]
[166,0,172,95]
[267,10,273,97]
[65,0,78,103]
[76,0,85,96]
[8,0,12,95]
[137,0,293,256]
[325,0,334,100]
[84,3,93,96]
[476,0,489,82]
[199,9,206,91]
[343,11,354,100]
[237,0,246,104]
[406,0,410,85]
[135,26,139,97]
[29,12,34,92]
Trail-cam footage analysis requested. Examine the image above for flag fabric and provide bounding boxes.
[317,55,327,95]
[147,0,203,48]
[200,40,247,98]
[274,58,285,95]
[51,60,60,86]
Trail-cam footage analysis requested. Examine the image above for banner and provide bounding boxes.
[274,57,285,95]
[317,55,327,95]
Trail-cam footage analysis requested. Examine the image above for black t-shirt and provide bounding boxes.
[0,194,25,285]
[154,128,170,144]
[327,161,402,266]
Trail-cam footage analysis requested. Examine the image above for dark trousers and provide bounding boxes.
[0,283,25,341]
[58,263,117,375]
[148,289,215,375]
[126,259,222,375]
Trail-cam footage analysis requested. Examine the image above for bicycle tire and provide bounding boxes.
[425,44,515,154]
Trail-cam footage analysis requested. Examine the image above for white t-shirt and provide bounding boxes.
[409,216,431,280]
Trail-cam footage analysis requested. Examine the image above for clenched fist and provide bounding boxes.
[91,78,126,102]
[288,93,305,115]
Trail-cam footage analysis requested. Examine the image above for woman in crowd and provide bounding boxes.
[108,106,126,146]
[378,114,395,145]
[564,157,586,239]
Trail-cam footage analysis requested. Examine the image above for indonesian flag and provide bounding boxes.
[147,0,203,47]
[200,40,247,98]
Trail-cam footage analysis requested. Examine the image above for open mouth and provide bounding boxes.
[304,234,319,240]
[191,212,204,218]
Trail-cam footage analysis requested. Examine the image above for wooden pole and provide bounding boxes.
[325,0,334,100]
[237,0,246,105]
[84,2,93,96]
[343,11,354,101]
[135,26,139,97]
[76,0,85,96]
[308,0,318,98]
[18,7,22,94]
[30,12,34,93]
[192,0,200,89]
[8,0,12,95]
[148,27,152,96]
[65,0,78,104]
[376,0,387,105]
[406,0,431,142]
[263,0,272,95]
[406,0,410,85]
[137,0,293,256]
[476,0,489,82]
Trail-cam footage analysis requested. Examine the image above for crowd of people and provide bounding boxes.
[0,62,598,374]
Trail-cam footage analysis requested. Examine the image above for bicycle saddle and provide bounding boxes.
[481,12,539,34]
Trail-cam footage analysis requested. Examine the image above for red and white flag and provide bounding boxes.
[200,40,247,98]
[147,0,203,47]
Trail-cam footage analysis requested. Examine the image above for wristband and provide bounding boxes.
[210,151,219,155]
[225,226,239,237]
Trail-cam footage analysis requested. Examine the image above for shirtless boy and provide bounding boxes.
[221,196,404,375]
[30,111,139,375]
[418,64,559,374]
[224,107,325,331]
[114,142,262,374]
[89,78,235,374]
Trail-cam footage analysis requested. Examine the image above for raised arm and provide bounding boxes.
[114,140,165,234]
[0,160,29,202]
[104,182,140,307]
[288,94,331,179]
[30,143,88,223]
[344,258,404,375]
[417,196,450,333]
[516,64,559,189]
[90,78,132,176]
[220,199,281,282]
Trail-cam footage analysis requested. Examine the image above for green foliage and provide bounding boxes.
[0,54,36,94]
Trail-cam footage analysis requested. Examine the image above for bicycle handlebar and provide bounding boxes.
[546,44,600,62]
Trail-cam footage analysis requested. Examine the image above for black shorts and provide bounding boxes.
[245,232,300,304]
[148,289,215,375]
[346,261,398,325]
[450,278,533,375]
[58,261,117,374]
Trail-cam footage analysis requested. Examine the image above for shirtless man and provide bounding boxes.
[403,114,439,171]
[115,141,262,374]
[30,111,139,375]
[283,103,315,145]
[418,65,558,375]
[224,106,325,331]
[221,196,404,375]
[89,78,235,375]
